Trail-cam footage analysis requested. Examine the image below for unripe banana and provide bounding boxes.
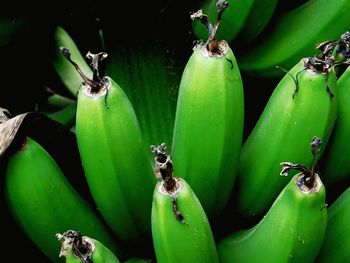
[4,136,122,262]
[316,187,350,263]
[151,144,219,263]
[53,26,92,96]
[61,48,156,243]
[191,0,254,43]
[46,102,77,128]
[57,230,120,263]
[238,0,350,78]
[320,65,350,186]
[235,56,337,218]
[172,0,244,219]
[218,144,327,263]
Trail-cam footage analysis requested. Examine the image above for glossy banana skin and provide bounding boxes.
[53,26,92,96]
[238,0,350,78]
[235,59,337,217]
[192,0,255,42]
[76,77,156,243]
[320,67,350,186]
[151,178,219,263]
[218,173,327,263]
[171,42,244,219]
[316,187,350,263]
[5,137,121,262]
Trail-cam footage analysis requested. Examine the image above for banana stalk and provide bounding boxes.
[218,140,327,263]
[53,26,92,96]
[172,0,244,219]
[61,48,156,243]
[191,0,255,43]
[316,187,350,263]
[4,137,122,262]
[57,230,120,263]
[238,0,350,78]
[235,56,337,218]
[151,144,219,263]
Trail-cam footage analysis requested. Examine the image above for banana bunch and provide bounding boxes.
[1,113,122,262]
[2,0,350,262]
[172,0,244,219]
[150,143,219,263]
[57,230,120,263]
[218,137,327,263]
[61,48,156,244]
[235,53,338,218]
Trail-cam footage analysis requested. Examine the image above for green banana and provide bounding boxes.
[191,0,255,43]
[4,136,122,262]
[237,0,279,43]
[235,56,337,218]
[46,102,77,128]
[316,187,350,263]
[238,0,350,78]
[171,0,244,219]
[53,26,92,97]
[61,48,156,243]
[151,144,219,263]
[218,139,327,263]
[57,230,120,263]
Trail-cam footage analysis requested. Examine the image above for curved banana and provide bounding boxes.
[46,102,77,128]
[316,187,350,263]
[53,26,92,96]
[218,147,327,263]
[238,0,350,78]
[57,230,120,263]
[238,0,279,43]
[191,0,255,43]
[320,66,350,186]
[171,0,244,219]
[4,137,122,263]
[151,144,219,263]
[61,48,156,243]
[235,56,337,218]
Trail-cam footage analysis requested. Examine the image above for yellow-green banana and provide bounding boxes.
[53,26,92,97]
[238,0,350,78]
[57,230,120,263]
[171,0,244,219]
[4,136,122,262]
[316,187,350,263]
[218,140,327,263]
[235,56,337,218]
[151,144,219,263]
[61,48,156,243]
[191,0,255,43]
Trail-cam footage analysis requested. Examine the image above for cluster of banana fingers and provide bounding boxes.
[1,0,350,262]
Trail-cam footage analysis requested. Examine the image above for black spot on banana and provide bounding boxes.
[238,0,350,78]
[62,48,157,244]
[235,55,338,218]
[172,0,244,219]
[218,139,327,262]
[57,230,121,263]
[3,135,122,262]
[151,144,219,263]
[316,186,350,263]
